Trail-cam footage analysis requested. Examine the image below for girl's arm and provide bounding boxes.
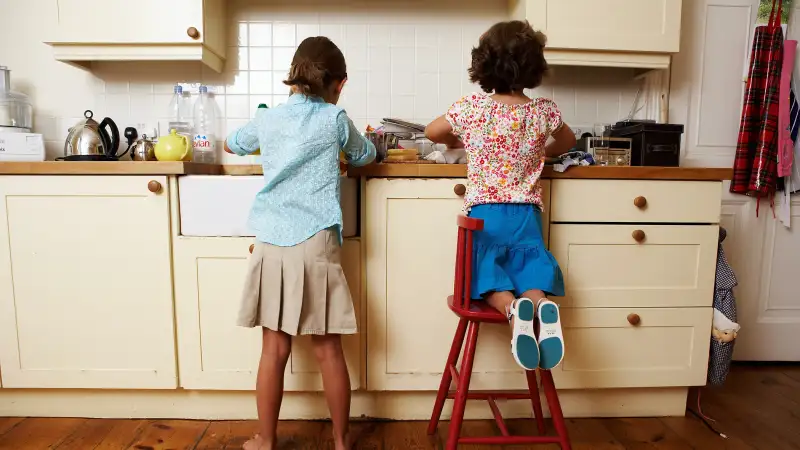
[225,119,260,156]
[425,116,465,149]
[338,111,376,167]
[544,123,576,158]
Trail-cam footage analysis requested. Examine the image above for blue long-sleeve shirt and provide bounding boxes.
[226,94,376,246]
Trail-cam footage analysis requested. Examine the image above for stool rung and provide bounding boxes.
[486,397,509,436]
[448,365,460,385]
[459,436,562,445]
[446,390,533,400]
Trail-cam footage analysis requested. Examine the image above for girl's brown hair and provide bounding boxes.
[284,37,347,98]
[469,20,548,94]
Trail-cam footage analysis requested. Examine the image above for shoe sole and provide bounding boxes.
[511,298,539,371]
[537,299,564,370]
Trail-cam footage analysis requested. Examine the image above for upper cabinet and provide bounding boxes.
[511,0,683,69]
[45,0,227,71]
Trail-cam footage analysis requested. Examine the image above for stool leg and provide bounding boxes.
[525,369,546,435]
[446,321,480,450]
[428,318,469,435]
[541,370,571,450]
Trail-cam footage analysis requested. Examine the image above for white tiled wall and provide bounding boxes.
[1,0,645,160]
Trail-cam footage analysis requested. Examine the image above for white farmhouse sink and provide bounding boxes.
[178,176,358,238]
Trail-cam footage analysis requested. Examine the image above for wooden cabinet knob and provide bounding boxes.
[147,180,162,194]
[187,27,201,40]
[249,244,255,254]
[454,184,466,196]
[634,196,647,208]
[627,313,641,326]
[631,229,646,242]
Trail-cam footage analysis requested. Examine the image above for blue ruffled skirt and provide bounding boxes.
[468,203,565,299]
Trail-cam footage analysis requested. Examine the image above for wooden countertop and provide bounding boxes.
[0,161,220,175]
[347,164,733,181]
[0,162,732,181]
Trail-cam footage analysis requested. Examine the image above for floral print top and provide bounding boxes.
[446,93,563,211]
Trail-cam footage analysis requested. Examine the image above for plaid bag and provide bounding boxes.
[731,0,784,205]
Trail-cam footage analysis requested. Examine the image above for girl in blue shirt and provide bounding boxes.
[226,36,375,450]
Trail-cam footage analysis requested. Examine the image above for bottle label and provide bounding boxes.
[193,134,216,151]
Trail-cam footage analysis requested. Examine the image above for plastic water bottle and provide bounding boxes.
[166,84,192,139]
[192,85,217,164]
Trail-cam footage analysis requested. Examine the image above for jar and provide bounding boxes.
[0,66,32,131]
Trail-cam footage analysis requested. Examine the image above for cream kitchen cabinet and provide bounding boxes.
[512,0,682,53]
[46,0,227,71]
[364,178,551,391]
[510,0,682,69]
[550,224,718,308]
[172,237,362,391]
[554,307,712,388]
[0,176,177,389]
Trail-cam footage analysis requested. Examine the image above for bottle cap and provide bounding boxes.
[258,103,268,108]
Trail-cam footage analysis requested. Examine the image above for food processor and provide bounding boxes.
[0,65,45,161]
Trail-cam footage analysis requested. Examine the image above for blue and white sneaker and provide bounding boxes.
[537,298,564,370]
[509,298,539,371]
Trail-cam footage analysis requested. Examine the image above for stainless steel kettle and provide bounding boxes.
[62,110,120,161]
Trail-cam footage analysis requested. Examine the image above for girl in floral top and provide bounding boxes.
[426,20,576,371]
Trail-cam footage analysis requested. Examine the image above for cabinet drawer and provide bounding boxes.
[553,307,712,389]
[550,224,718,308]
[550,180,722,223]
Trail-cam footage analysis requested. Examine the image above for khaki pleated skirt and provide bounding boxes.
[237,228,357,335]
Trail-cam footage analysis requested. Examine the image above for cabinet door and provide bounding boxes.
[0,176,176,389]
[54,0,204,44]
[173,237,362,390]
[365,179,551,391]
[550,224,718,308]
[520,0,682,53]
[554,307,712,388]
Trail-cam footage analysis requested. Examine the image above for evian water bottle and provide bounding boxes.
[192,85,217,164]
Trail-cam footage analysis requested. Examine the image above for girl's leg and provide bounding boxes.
[520,289,546,306]
[312,334,351,450]
[244,328,292,450]
[485,290,515,319]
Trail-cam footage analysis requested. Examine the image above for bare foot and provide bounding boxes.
[243,434,271,450]
[333,432,352,450]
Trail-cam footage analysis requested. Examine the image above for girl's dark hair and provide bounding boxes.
[469,20,549,94]
[284,37,347,98]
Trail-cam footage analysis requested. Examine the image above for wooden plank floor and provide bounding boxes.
[0,364,798,449]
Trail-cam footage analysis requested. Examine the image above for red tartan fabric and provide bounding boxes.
[731,24,784,198]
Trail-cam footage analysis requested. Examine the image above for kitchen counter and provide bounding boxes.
[0,161,733,180]
[0,161,220,175]
[348,164,733,180]
[0,162,726,421]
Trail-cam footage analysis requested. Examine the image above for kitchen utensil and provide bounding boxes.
[62,110,121,161]
[365,131,387,162]
[0,66,32,131]
[381,118,426,132]
[155,129,191,161]
[130,134,157,161]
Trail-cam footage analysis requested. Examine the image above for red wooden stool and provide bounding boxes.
[427,215,572,449]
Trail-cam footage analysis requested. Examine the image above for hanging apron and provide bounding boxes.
[778,40,796,178]
[731,0,784,210]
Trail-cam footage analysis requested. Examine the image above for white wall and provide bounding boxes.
[0,0,644,161]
